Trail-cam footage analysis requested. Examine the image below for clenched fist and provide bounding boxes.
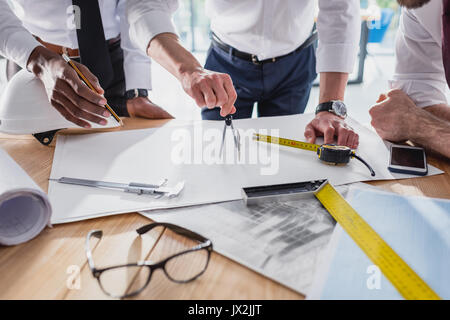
[369,89,423,142]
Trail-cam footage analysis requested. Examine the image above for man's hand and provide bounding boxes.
[26,46,110,128]
[180,68,237,117]
[307,72,358,148]
[369,89,423,142]
[370,89,450,159]
[126,96,174,119]
[304,112,359,149]
[146,33,237,117]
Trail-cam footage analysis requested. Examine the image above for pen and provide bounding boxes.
[61,54,123,126]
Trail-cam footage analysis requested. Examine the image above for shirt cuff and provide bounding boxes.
[129,10,177,54]
[389,80,448,108]
[124,60,152,91]
[5,30,41,70]
[316,43,359,74]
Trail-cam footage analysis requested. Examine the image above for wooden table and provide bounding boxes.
[0,118,449,300]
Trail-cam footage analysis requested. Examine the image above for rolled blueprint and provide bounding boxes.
[0,148,51,246]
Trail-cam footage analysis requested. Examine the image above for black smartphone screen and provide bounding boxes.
[390,147,426,169]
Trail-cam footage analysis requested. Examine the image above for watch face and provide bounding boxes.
[332,101,347,117]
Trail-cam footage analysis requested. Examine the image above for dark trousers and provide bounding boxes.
[6,40,128,116]
[201,44,317,120]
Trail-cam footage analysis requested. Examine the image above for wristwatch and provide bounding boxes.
[315,100,347,119]
[125,88,148,100]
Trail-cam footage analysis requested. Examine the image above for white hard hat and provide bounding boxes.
[0,70,119,144]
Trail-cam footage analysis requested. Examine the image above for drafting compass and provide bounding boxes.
[220,114,241,159]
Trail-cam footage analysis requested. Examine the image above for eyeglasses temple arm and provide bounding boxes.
[85,230,103,272]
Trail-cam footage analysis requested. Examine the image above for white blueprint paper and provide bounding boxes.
[140,185,350,296]
[48,114,443,224]
[0,148,52,245]
[308,186,450,300]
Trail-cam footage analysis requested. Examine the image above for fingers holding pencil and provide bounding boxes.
[27,47,112,128]
[62,54,122,126]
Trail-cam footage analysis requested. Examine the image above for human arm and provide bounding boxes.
[0,0,109,127]
[423,104,450,122]
[390,6,448,108]
[127,0,236,117]
[304,0,360,148]
[117,0,172,119]
[369,89,450,159]
[411,114,450,159]
[0,0,41,69]
[371,5,450,158]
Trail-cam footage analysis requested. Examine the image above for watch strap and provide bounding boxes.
[125,88,148,100]
[315,102,334,115]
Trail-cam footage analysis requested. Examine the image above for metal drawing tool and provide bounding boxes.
[49,177,184,198]
[220,114,241,159]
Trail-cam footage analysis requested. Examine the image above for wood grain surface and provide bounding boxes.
[0,118,448,300]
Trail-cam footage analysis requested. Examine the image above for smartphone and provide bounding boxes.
[388,144,428,176]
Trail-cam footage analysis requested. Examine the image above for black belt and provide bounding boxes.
[35,35,120,58]
[211,31,318,65]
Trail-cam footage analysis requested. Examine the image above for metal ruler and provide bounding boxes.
[314,182,441,300]
[49,177,184,198]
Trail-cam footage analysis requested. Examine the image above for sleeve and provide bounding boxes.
[390,8,448,108]
[0,0,41,69]
[117,0,152,91]
[126,0,179,54]
[316,0,361,73]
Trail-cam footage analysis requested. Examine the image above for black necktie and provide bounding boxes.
[72,0,113,87]
[443,0,450,87]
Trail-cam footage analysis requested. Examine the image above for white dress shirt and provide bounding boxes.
[0,0,151,91]
[391,1,449,107]
[127,0,361,74]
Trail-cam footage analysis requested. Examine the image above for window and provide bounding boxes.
[173,0,211,52]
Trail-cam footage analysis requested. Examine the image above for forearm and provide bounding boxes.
[26,45,59,75]
[147,33,202,81]
[411,112,450,159]
[305,72,358,149]
[146,32,236,115]
[423,104,450,122]
[318,72,349,103]
[0,0,41,69]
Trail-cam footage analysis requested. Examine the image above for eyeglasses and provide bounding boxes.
[85,222,213,299]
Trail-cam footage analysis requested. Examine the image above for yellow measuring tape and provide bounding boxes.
[254,133,320,152]
[254,133,378,176]
[314,182,441,300]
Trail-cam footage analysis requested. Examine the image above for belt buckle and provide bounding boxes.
[251,55,261,65]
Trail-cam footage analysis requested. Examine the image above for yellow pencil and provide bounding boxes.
[62,54,123,126]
